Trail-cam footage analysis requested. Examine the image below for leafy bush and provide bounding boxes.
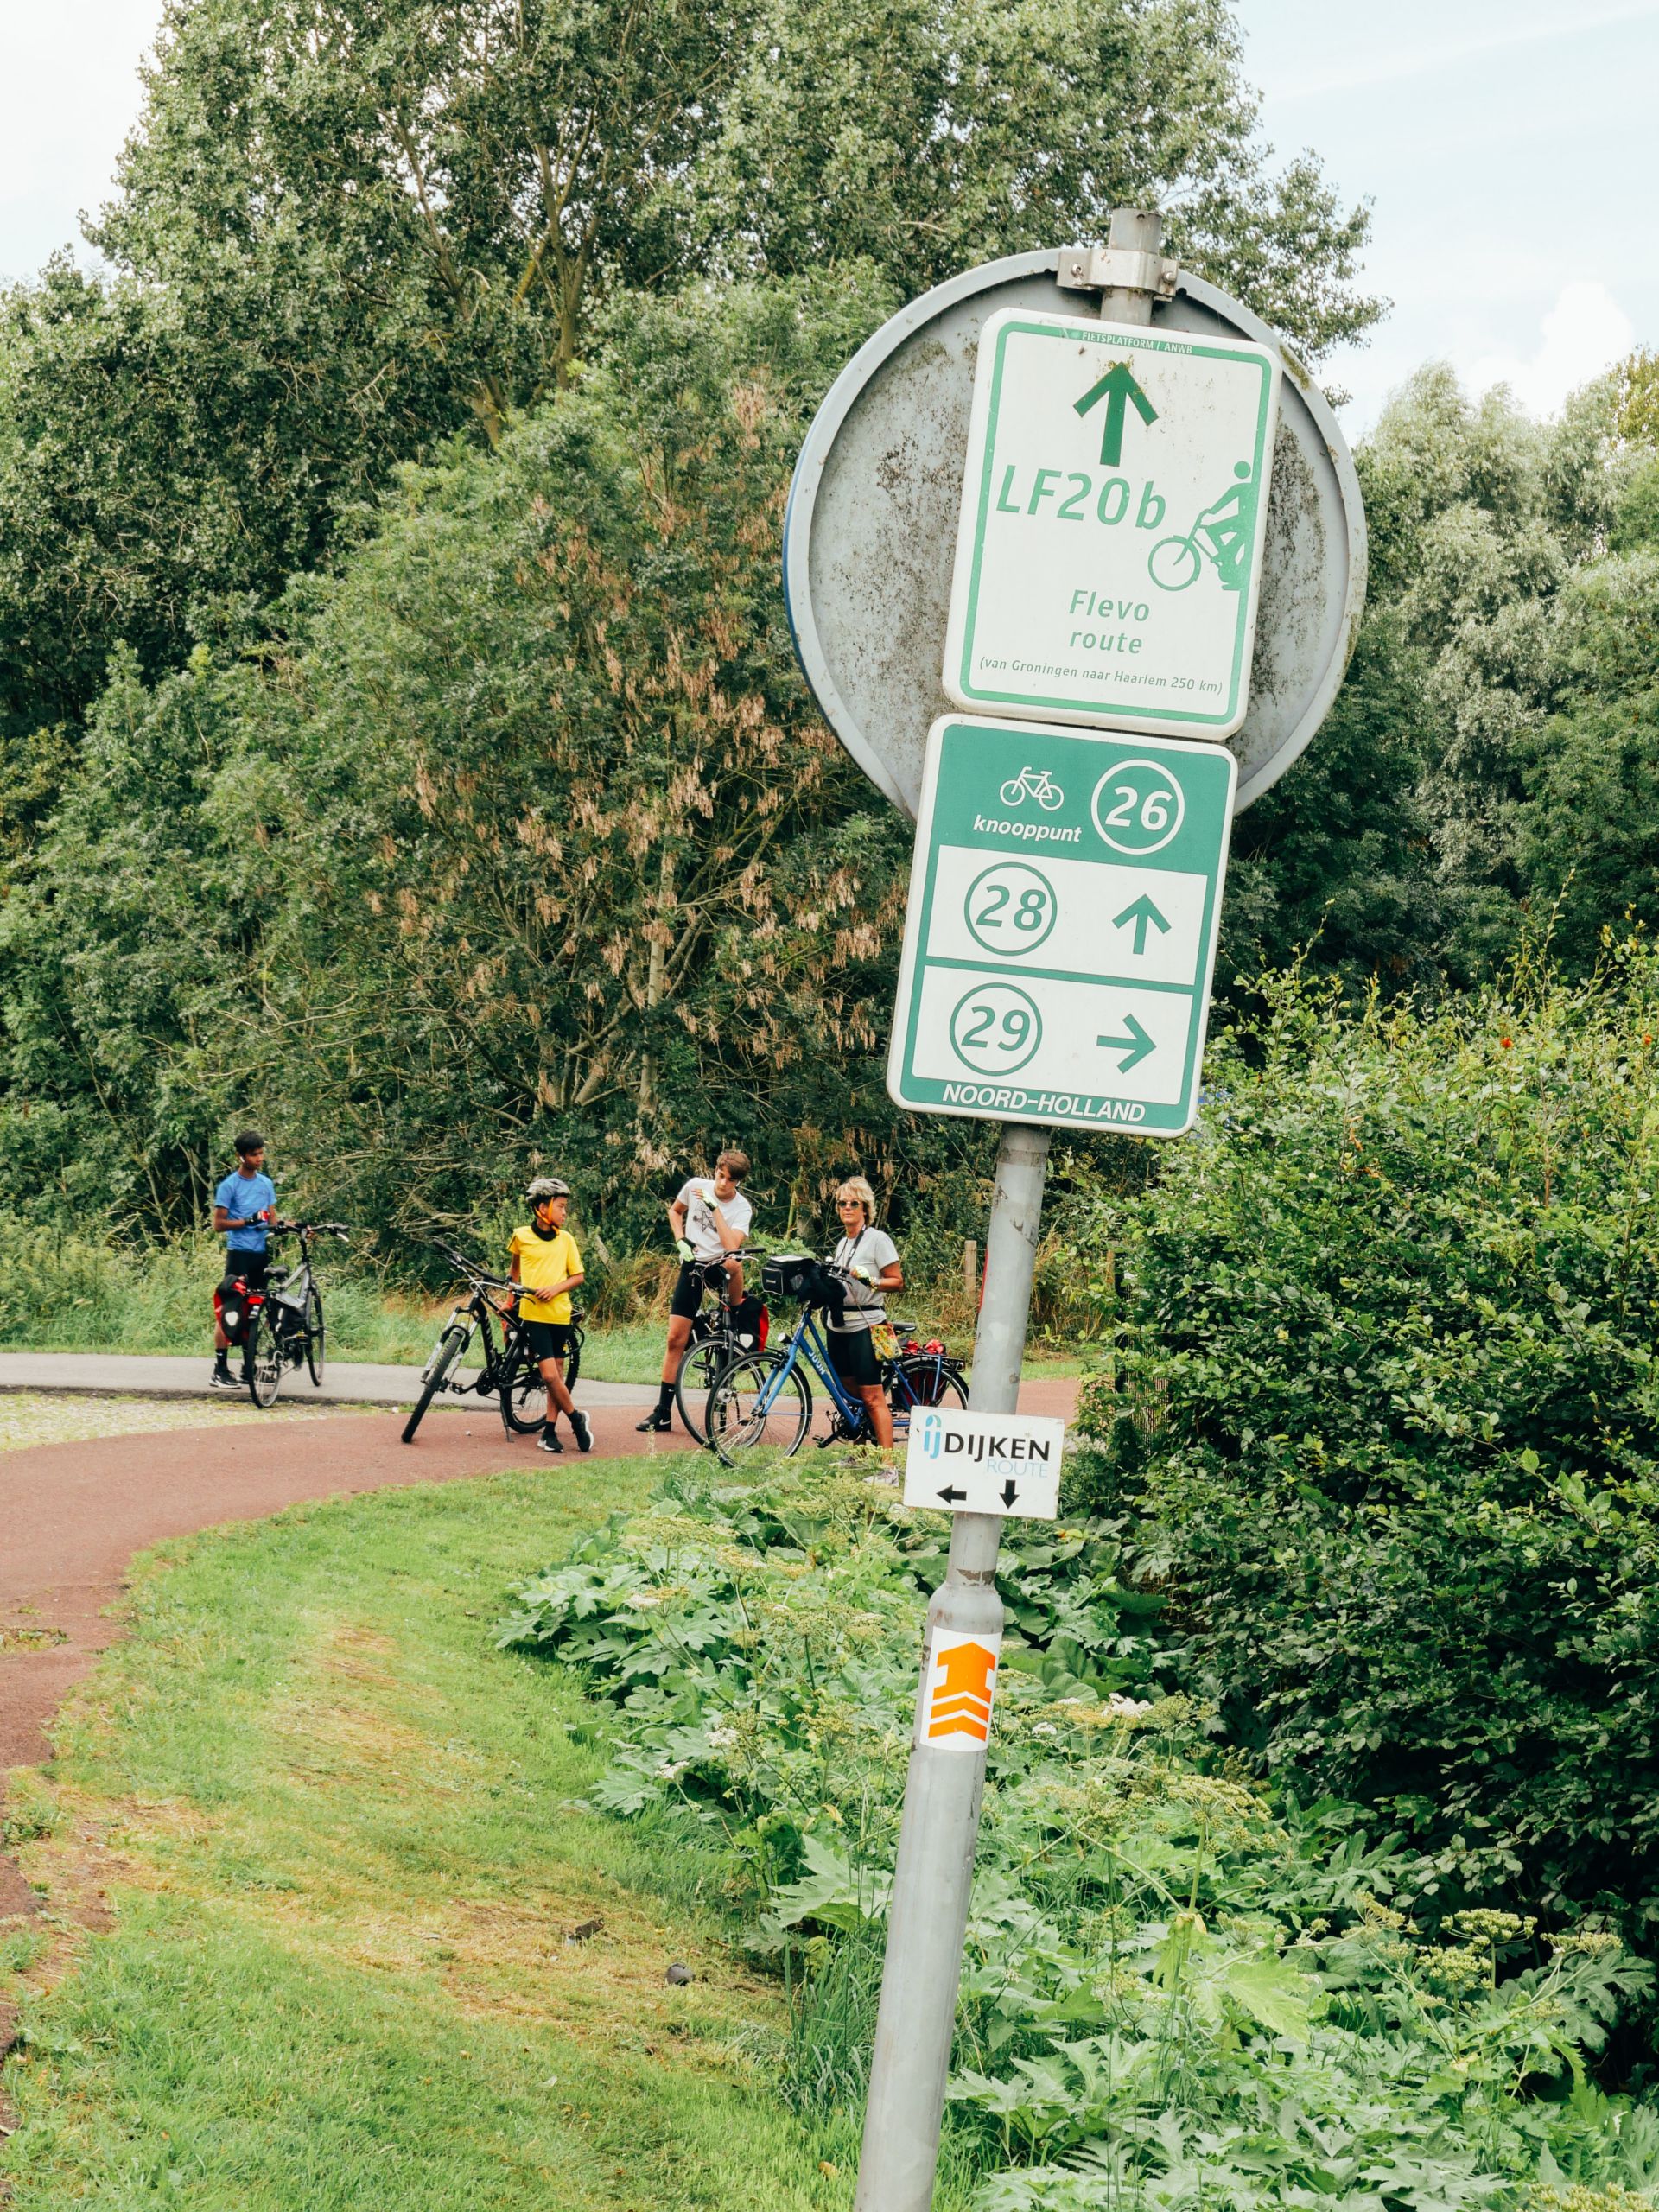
[500,1467,1658,2208]
[1071,940,1659,1937]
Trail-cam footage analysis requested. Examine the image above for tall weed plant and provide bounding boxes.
[0,1215,436,1361]
[1071,933,1659,1941]
[499,1469,1659,2209]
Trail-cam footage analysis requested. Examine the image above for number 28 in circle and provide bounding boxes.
[1091,760,1185,855]
[964,861,1057,957]
[949,982,1043,1075]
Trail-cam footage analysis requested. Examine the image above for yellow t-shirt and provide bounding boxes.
[509,1225,582,1323]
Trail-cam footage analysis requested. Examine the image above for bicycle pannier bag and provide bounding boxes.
[214,1274,255,1346]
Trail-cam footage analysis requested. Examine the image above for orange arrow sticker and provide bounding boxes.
[919,1631,1001,1750]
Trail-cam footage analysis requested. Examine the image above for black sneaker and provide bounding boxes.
[569,1408,594,1454]
[536,1428,563,1454]
[209,1367,238,1391]
[635,1411,673,1433]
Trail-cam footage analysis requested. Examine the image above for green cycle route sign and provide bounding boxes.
[887,715,1236,1136]
[942,308,1281,737]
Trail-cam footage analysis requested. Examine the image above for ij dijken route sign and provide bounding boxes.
[887,715,1236,1137]
[943,308,1281,736]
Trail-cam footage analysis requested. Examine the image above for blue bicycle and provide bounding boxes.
[703,1257,966,1463]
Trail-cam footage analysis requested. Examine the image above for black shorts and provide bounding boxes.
[670,1260,728,1321]
[220,1251,270,1293]
[827,1325,881,1389]
[524,1319,576,1364]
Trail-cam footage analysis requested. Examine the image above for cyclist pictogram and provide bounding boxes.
[1148,461,1261,594]
[998,765,1065,810]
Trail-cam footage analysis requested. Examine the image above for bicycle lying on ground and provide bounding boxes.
[671,1256,770,1442]
[703,1256,966,1464]
[232,1221,350,1408]
[401,1240,584,1445]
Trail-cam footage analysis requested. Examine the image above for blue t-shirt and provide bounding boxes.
[216,1168,276,1252]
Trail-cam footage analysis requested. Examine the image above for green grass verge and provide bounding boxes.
[0,1458,853,2210]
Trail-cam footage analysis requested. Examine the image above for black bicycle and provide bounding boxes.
[671,1256,770,1442]
[242,1221,349,1408]
[401,1241,584,1444]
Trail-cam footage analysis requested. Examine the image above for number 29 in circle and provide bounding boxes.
[964,861,1058,957]
[1091,760,1185,855]
[949,982,1043,1075]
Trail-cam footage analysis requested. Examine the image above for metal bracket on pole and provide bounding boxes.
[851,216,1169,2212]
[1055,208,1179,326]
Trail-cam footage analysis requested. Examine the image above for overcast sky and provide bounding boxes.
[1,0,1653,435]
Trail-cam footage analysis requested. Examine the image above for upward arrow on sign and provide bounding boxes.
[1074,360,1159,467]
[1112,893,1172,957]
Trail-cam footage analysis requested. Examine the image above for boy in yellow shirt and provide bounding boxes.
[508,1178,592,1455]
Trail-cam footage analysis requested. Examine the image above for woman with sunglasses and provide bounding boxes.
[826,1177,904,1447]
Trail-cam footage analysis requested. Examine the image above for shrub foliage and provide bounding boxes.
[1071,941,1659,1934]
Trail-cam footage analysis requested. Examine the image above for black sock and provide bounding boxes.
[213,1351,230,1373]
[656,1382,675,1417]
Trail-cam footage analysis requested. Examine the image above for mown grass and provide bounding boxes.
[0,1457,854,2210]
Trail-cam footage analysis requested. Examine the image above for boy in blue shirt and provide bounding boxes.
[210,1130,277,1389]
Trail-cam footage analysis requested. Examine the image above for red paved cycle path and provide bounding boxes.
[0,1380,1078,1923]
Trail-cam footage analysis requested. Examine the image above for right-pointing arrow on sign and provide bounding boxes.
[1097,1013,1155,1072]
[1112,893,1171,957]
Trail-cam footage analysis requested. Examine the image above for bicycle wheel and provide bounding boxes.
[499,1337,547,1435]
[706,1353,812,1465]
[888,1358,969,1438]
[401,1325,467,1444]
[303,1286,326,1387]
[564,1323,582,1395]
[672,1335,732,1444]
[1148,534,1202,592]
[245,1313,285,1408]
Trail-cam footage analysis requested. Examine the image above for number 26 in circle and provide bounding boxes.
[949,982,1043,1075]
[1091,760,1185,855]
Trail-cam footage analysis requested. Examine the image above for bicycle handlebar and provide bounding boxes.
[423,1237,516,1295]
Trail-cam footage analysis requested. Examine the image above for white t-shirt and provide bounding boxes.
[830,1228,899,1332]
[676,1179,753,1263]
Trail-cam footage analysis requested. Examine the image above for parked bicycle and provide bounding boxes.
[703,1255,966,1463]
[236,1221,349,1408]
[671,1256,770,1442]
[401,1240,584,1444]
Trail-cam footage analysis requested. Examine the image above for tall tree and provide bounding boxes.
[0,0,1379,756]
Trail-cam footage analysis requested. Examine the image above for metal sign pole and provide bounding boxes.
[852,1121,1048,2212]
[853,213,1166,2212]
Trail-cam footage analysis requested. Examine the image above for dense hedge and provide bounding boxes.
[1070,940,1659,1935]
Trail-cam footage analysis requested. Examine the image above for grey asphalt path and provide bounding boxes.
[0,1350,657,1410]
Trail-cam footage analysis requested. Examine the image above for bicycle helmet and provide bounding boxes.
[524,1177,571,1204]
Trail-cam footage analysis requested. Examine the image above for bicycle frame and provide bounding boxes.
[751,1306,949,1440]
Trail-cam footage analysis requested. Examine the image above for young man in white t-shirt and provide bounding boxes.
[637,1149,753,1433]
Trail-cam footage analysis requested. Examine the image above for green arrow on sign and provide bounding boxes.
[1112,893,1172,957]
[1074,360,1159,467]
[1096,1013,1155,1072]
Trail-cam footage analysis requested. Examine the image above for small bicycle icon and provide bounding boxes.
[1148,461,1258,594]
[999,766,1065,810]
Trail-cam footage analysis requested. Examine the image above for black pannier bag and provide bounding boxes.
[732,1292,770,1353]
[761,1254,840,1309]
[213,1273,257,1346]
